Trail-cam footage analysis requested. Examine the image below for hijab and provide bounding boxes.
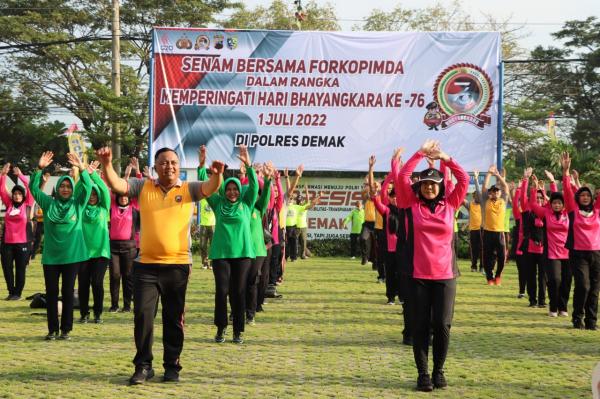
[575,187,594,213]
[46,175,77,224]
[219,177,243,217]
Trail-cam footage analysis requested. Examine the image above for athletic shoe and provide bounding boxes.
[528,303,537,308]
[559,311,569,317]
[416,374,433,392]
[402,336,413,346]
[586,325,597,331]
[247,317,256,326]
[79,314,89,324]
[573,321,585,330]
[386,301,394,305]
[162,368,180,383]
[108,306,119,313]
[432,370,447,389]
[232,333,244,344]
[351,256,356,260]
[361,258,367,265]
[58,332,71,340]
[494,276,502,286]
[470,267,477,272]
[256,305,264,313]
[121,306,132,313]
[129,367,155,385]
[215,327,227,343]
[9,295,22,301]
[487,280,495,286]
[45,332,58,341]
[202,265,208,270]
[94,316,103,324]
[548,311,558,317]
[537,304,546,308]
[4,295,12,301]
[517,293,525,299]
[377,278,384,284]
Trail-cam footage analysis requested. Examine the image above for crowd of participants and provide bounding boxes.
[1,141,599,391]
[342,144,600,391]
[0,144,322,385]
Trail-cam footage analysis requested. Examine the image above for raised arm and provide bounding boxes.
[288,164,303,198]
[380,172,394,206]
[428,145,468,209]
[0,164,11,206]
[238,145,258,208]
[560,152,577,212]
[90,169,111,211]
[29,152,55,210]
[274,171,284,211]
[96,147,128,195]
[397,140,440,206]
[372,193,388,216]
[255,178,272,215]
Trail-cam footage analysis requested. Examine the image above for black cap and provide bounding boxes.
[488,185,500,192]
[418,168,444,184]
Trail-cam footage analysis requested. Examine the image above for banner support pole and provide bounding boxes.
[497,61,504,171]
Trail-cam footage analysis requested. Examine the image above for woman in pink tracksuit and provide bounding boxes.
[561,152,600,330]
[527,173,570,317]
[396,140,468,392]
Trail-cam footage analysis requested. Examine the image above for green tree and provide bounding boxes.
[0,80,68,173]
[222,0,339,31]
[0,0,239,164]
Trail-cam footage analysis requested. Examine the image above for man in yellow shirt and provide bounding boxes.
[481,165,509,286]
[97,146,224,385]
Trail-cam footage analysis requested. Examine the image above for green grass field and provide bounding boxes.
[0,257,596,398]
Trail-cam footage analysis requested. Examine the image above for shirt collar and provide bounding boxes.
[153,178,183,188]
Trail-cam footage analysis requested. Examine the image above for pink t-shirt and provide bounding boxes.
[110,201,134,241]
[528,188,569,259]
[563,176,600,251]
[0,175,33,244]
[397,152,468,280]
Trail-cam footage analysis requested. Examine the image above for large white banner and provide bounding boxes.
[151,29,501,171]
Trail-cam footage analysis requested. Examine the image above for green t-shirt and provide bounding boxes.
[207,167,258,260]
[81,172,111,259]
[286,203,300,227]
[249,179,271,257]
[295,204,310,229]
[344,209,365,234]
[29,170,92,265]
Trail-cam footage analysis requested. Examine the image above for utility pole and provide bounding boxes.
[111,0,121,173]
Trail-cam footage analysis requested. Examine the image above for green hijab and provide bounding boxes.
[46,175,77,224]
[219,177,243,217]
[83,185,101,222]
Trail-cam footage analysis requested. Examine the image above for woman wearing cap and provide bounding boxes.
[29,151,92,340]
[561,152,600,330]
[79,162,111,324]
[208,145,258,344]
[0,164,34,300]
[527,171,570,317]
[481,165,509,285]
[396,140,468,392]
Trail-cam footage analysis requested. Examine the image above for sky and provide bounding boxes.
[52,0,600,127]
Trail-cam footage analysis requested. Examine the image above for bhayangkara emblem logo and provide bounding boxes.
[426,63,494,130]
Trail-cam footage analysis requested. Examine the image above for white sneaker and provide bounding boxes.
[548,311,558,317]
[559,311,569,317]
[386,301,394,305]
[351,256,356,260]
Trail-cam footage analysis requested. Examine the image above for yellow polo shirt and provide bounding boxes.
[468,202,482,230]
[484,198,506,232]
[128,178,205,264]
[364,200,376,222]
